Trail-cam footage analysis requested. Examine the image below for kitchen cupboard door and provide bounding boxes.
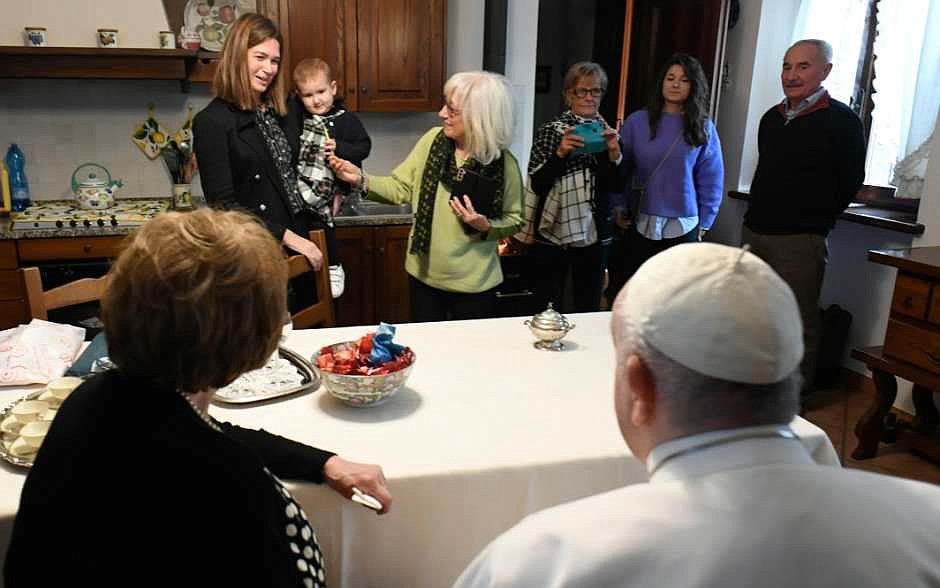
[275,0,350,98]
[374,225,411,324]
[335,226,375,326]
[353,0,446,112]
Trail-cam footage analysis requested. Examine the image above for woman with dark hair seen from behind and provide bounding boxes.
[5,209,391,587]
[193,13,326,310]
[517,61,624,313]
[607,52,724,299]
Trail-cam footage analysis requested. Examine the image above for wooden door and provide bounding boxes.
[334,226,375,326]
[621,0,730,119]
[275,0,349,97]
[354,0,446,112]
[374,225,412,324]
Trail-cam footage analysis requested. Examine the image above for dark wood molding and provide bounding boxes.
[0,46,198,81]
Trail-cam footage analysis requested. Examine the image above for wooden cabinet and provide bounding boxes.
[851,247,940,463]
[334,224,411,326]
[353,0,446,111]
[0,235,128,330]
[273,0,446,112]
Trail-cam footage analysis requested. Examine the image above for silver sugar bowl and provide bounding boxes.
[524,303,576,351]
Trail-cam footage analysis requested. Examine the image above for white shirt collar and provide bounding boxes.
[646,425,811,483]
[782,86,828,119]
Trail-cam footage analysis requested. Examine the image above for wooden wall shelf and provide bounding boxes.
[0,46,218,89]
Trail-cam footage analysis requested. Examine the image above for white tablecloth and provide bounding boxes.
[0,313,839,587]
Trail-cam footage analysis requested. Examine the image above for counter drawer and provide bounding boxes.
[884,318,940,375]
[0,242,16,270]
[0,300,28,327]
[0,270,22,300]
[890,273,931,320]
[17,236,126,262]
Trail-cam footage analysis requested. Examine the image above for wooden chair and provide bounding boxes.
[20,266,108,321]
[286,229,335,328]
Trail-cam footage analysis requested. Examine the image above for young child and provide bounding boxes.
[293,57,372,298]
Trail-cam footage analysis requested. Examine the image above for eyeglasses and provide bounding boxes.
[572,87,604,98]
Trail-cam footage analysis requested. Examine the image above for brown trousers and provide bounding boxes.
[741,226,828,392]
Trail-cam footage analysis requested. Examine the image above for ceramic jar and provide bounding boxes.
[158,31,176,49]
[97,28,119,48]
[24,27,47,47]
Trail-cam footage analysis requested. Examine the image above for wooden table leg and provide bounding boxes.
[852,368,898,460]
[912,384,939,435]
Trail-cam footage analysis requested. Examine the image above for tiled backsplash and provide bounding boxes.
[0,78,439,202]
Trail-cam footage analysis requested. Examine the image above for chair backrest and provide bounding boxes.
[286,229,335,328]
[21,266,108,321]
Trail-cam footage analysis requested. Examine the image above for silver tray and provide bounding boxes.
[0,389,47,469]
[212,346,319,405]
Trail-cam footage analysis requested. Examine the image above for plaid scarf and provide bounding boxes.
[255,106,307,216]
[296,110,359,227]
[410,130,506,255]
[518,111,602,245]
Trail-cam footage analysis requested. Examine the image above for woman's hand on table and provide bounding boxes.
[450,195,492,232]
[323,455,392,514]
[283,229,324,271]
[328,155,363,187]
[555,126,584,158]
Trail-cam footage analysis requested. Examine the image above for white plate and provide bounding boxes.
[183,0,250,52]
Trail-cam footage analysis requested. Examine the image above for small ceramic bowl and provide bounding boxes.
[20,420,51,449]
[11,400,50,424]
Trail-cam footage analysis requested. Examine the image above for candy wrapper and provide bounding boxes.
[316,324,413,376]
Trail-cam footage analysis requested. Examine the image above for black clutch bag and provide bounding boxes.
[451,167,500,219]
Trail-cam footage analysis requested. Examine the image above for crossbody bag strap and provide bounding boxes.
[640,131,682,191]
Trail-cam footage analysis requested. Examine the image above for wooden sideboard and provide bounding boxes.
[852,247,940,463]
[0,234,128,329]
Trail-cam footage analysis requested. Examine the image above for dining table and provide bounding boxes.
[0,312,840,587]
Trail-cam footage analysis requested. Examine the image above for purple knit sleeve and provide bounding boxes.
[694,120,724,229]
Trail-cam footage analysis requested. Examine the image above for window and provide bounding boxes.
[795,0,940,199]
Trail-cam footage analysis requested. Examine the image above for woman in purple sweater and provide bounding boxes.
[611,53,724,293]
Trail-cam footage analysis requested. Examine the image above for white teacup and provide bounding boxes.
[20,420,51,449]
[11,400,50,424]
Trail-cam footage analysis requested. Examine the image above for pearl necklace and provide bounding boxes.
[180,391,222,433]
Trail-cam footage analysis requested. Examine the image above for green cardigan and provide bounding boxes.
[367,127,524,293]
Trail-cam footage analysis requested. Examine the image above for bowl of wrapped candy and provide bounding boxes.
[314,323,415,407]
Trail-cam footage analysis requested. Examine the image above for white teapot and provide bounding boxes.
[71,163,122,210]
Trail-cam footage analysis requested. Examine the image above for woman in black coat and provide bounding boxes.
[5,209,392,587]
[193,13,324,272]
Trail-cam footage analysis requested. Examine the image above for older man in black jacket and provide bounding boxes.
[742,38,866,395]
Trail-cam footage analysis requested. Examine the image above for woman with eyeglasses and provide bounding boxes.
[516,62,624,313]
[607,53,724,298]
[329,71,524,322]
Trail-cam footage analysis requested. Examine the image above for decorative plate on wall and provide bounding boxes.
[183,0,254,52]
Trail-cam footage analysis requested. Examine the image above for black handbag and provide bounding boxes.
[451,166,499,219]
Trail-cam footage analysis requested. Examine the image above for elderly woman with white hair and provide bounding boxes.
[330,71,524,322]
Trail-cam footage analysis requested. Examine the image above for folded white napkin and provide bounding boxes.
[0,319,85,386]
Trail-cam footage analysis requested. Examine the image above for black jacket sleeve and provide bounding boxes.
[193,107,239,210]
[218,421,336,482]
[333,112,372,167]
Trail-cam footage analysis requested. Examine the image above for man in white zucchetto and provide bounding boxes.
[454,243,940,588]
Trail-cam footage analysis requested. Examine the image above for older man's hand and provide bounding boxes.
[323,455,392,514]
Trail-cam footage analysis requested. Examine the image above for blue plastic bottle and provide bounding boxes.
[5,144,31,212]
